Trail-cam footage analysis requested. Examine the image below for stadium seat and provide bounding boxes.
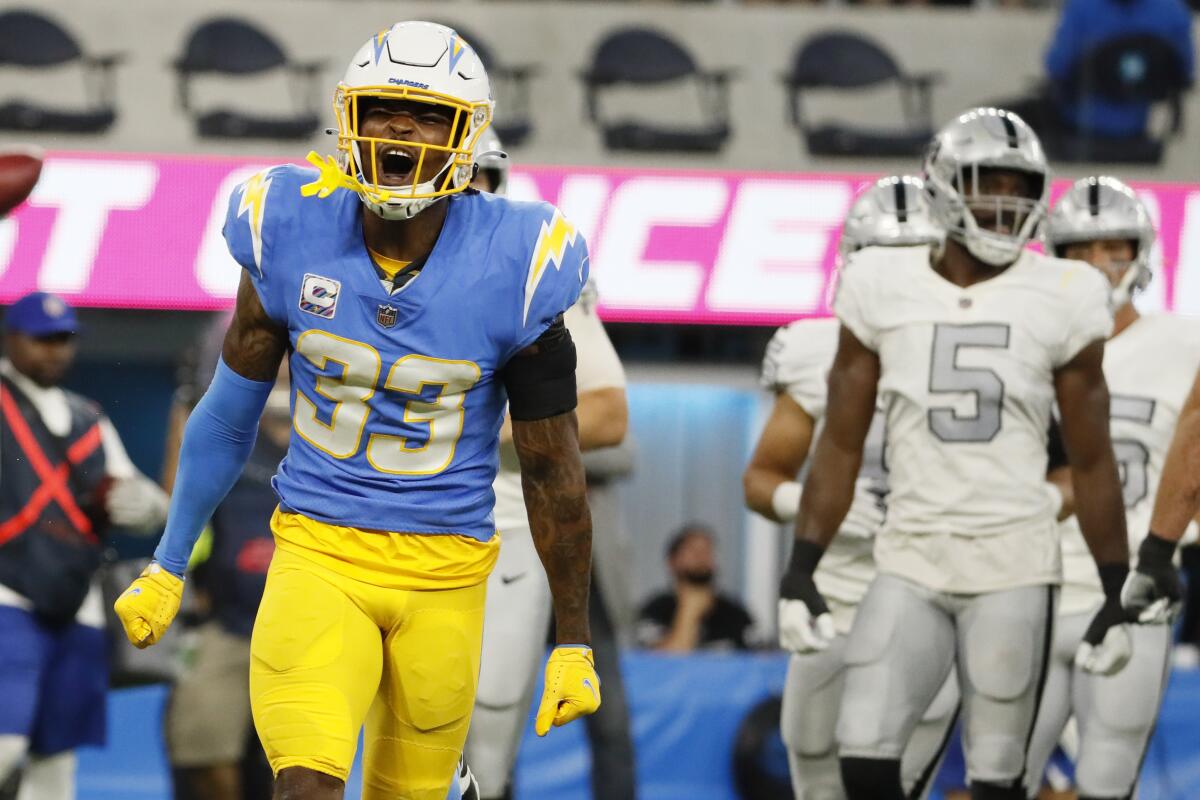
[173,17,323,141]
[439,23,538,147]
[581,27,734,153]
[1042,33,1191,164]
[0,9,121,134]
[784,31,940,157]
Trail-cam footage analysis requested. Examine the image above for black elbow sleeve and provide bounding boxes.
[1046,416,1068,472]
[501,319,578,421]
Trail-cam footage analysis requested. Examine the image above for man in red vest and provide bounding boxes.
[0,291,168,799]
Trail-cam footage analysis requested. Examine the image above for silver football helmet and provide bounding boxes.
[923,107,1049,267]
[474,127,509,195]
[1046,176,1154,308]
[839,175,944,261]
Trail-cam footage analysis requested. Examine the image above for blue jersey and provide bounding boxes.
[222,165,587,541]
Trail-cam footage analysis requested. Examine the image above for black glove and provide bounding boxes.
[1077,563,1133,676]
[779,539,830,617]
[778,539,834,653]
[1122,532,1183,624]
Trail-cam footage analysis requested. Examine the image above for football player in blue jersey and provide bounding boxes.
[113,21,599,800]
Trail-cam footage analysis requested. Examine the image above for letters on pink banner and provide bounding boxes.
[3,152,1199,324]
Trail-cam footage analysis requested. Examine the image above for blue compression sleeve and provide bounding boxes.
[153,358,273,577]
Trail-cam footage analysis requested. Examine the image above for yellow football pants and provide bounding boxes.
[249,544,487,799]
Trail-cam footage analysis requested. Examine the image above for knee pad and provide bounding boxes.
[16,752,76,800]
[969,780,1025,800]
[839,756,905,800]
[963,623,1038,703]
[0,736,29,782]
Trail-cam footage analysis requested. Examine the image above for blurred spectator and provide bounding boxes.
[0,292,168,799]
[636,523,754,652]
[161,319,282,800]
[1043,0,1194,137]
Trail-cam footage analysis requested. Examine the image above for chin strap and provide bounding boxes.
[1109,261,1142,311]
[364,194,439,221]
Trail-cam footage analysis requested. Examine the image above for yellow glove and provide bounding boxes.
[535,645,601,737]
[113,562,184,649]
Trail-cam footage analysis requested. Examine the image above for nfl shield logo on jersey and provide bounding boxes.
[376,304,398,328]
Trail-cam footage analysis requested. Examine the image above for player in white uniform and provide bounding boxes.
[777,108,1134,800]
[746,176,958,800]
[1023,177,1200,800]
[464,132,629,800]
[1122,356,1200,625]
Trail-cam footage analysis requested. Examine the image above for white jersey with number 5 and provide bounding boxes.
[834,245,1112,593]
[1058,313,1200,614]
[762,317,886,633]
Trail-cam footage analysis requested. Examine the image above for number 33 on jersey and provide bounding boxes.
[222,164,587,542]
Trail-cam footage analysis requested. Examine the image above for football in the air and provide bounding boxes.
[0,147,43,218]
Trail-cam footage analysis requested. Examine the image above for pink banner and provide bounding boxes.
[3,152,1200,325]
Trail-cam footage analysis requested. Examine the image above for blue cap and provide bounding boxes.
[4,292,79,336]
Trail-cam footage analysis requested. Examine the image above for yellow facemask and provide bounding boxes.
[334,85,492,204]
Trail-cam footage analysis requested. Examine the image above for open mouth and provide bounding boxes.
[376,147,417,185]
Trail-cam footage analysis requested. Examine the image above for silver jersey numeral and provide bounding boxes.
[1110,394,1156,507]
[927,323,1011,443]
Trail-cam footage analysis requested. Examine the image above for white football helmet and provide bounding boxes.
[1046,176,1155,309]
[331,21,494,220]
[923,107,1049,267]
[474,127,509,196]
[839,175,944,261]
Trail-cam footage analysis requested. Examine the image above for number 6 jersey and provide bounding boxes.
[834,245,1112,593]
[1058,313,1200,614]
[222,165,586,542]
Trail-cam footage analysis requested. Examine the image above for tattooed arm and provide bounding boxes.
[517,404,602,736]
[222,273,290,380]
[504,318,593,646]
[514,410,593,645]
